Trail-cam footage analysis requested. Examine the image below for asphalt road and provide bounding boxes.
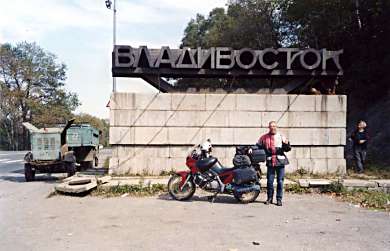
[1,150,390,251]
[0,151,27,174]
[0,149,111,178]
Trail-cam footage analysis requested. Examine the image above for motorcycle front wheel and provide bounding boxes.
[168,174,196,201]
[233,189,260,204]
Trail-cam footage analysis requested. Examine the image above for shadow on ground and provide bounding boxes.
[78,168,108,176]
[157,193,267,205]
[0,173,62,183]
[0,167,108,184]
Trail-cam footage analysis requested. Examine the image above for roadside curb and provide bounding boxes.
[56,174,390,194]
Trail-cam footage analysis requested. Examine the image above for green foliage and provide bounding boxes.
[320,181,346,194]
[280,0,390,106]
[285,183,311,194]
[286,168,342,180]
[179,0,390,107]
[93,183,167,197]
[339,188,390,211]
[178,0,282,89]
[0,42,80,150]
[158,169,177,176]
[317,181,390,211]
[181,1,280,49]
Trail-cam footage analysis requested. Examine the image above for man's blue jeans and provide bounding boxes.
[267,165,285,201]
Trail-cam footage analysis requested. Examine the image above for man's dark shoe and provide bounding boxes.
[276,200,283,206]
[264,199,272,205]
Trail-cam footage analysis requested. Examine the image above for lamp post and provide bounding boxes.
[105,0,117,92]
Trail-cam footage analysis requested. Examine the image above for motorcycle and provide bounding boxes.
[168,139,266,203]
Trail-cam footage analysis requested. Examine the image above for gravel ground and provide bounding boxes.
[1,174,390,251]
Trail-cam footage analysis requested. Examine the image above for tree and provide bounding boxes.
[178,0,390,102]
[181,1,281,49]
[177,1,282,90]
[178,0,390,166]
[0,42,80,150]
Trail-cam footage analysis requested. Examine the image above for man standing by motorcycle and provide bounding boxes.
[258,121,291,206]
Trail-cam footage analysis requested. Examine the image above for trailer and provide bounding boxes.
[22,120,101,181]
[66,124,100,170]
[23,119,77,181]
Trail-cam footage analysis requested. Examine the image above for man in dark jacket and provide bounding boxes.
[350,120,369,173]
[258,121,291,206]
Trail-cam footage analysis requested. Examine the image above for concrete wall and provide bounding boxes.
[109,93,347,175]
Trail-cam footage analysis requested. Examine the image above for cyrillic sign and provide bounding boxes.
[112,46,343,78]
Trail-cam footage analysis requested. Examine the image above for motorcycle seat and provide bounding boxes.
[196,157,218,172]
[212,166,237,174]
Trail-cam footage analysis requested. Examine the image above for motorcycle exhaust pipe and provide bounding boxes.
[234,184,261,194]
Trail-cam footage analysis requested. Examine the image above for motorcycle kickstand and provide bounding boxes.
[208,192,219,203]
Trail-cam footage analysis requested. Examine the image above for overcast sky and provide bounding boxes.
[0,0,227,118]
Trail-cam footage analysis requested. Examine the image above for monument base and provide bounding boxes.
[109,93,347,175]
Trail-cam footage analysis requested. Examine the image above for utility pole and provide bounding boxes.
[105,0,117,92]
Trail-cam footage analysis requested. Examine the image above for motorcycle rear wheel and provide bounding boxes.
[168,175,196,201]
[233,190,260,204]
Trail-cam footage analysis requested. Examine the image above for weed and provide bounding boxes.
[159,169,176,176]
[92,183,167,197]
[286,168,342,181]
[285,183,311,194]
[340,189,390,211]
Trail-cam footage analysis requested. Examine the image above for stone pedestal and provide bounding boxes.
[109,93,347,175]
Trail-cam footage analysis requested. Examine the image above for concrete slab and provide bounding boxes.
[342,179,377,188]
[287,95,316,112]
[315,95,347,112]
[97,176,112,184]
[55,177,98,194]
[236,94,266,111]
[109,93,347,175]
[327,159,346,174]
[298,179,310,188]
[308,179,332,186]
[171,93,206,110]
[259,178,296,188]
[372,180,390,188]
[265,95,289,111]
[205,94,236,111]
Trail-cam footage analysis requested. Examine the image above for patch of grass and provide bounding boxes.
[318,181,390,211]
[286,168,342,181]
[92,183,167,197]
[285,183,311,194]
[362,164,390,179]
[339,189,390,211]
[110,168,171,177]
[346,162,390,179]
[319,181,346,194]
[158,169,176,176]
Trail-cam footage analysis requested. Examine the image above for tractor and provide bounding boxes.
[22,119,100,181]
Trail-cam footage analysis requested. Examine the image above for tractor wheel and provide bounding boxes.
[24,163,35,182]
[94,157,99,167]
[80,161,93,170]
[66,162,76,177]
